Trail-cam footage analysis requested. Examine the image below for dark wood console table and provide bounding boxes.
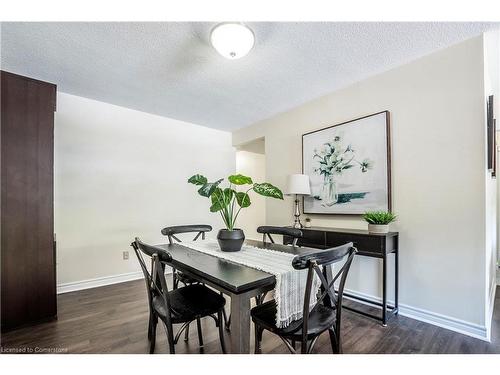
[283,226,399,326]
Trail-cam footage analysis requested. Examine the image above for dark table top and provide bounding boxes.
[156,239,319,295]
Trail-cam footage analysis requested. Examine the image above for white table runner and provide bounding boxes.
[181,239,321,328]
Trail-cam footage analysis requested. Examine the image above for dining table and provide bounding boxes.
[156,239,320,354]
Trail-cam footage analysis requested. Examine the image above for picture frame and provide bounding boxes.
[302,111,391,215]
[487,95,496,177]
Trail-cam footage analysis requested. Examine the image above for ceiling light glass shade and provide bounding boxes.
[210,23,255,59]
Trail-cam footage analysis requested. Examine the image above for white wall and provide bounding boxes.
[235,150,266,240]
[484,29,500,332]
[55,93,235,286]
[233,36,491,338]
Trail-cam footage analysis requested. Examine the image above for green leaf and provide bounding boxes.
[228,174,253,185]
[235,192,251,208]
[210,188,224,211]
[197,179,223,197]
[225,188,235,205]
[210,188,233,211]
[363,211,397,225]
[253,182,283,200]
[210,203,221,212]
[188,174,208,185]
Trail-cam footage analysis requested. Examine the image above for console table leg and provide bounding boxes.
[382,254,387,326]
[395,250,399,315]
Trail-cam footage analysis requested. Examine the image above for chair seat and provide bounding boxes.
[251,300,336,338]
[153,284,225,323]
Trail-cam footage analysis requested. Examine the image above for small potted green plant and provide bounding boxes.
[188,173,283,252]
[363,211,396,234]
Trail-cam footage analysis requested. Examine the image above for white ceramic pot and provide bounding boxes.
[368,224,389,234]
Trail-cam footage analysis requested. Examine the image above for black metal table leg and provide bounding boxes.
[382,254,387,326]
[395,248,399,315]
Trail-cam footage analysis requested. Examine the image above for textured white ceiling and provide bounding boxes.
[1,22,498,131]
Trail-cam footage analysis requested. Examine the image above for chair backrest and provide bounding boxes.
[130,237,174,323]
[257,226,303,246]
[161,224,212,244]
[291,242,357,350]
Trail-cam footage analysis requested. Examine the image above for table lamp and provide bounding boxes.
[285,174,311,229]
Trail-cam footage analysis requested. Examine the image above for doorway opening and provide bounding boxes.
[235,137,266,240]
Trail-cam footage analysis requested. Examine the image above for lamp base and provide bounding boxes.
[293,196,303,229]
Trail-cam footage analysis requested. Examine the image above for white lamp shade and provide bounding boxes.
[210,23,255,60]
[285,174,311,196]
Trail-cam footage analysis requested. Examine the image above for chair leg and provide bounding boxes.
[149,314,158,354]
[254,324,263,354]
[224,312,231,331]
[184,322,190,342]
[337,329,343,354]
[307,336,319,354]
[220,292,230,331]
[196,317,204,347]
[173,321,190,344]
[162,321,175,354]
[217,310,227,354]
[300,338,308,354]
[172,271,178,290]
[291,339,296,350]
[147,311,153,340]
[328,327,340,354]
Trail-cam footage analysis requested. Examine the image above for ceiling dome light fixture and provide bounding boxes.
[210,23,255,60]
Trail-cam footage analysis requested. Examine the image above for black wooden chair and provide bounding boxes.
[251,242,357,354]
[257,226,303,247]
[161,225,212,289]
[254,226,303,305]
[161,224,230,331]
[131,237,227,354]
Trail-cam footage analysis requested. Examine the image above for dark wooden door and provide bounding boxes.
[1,71,57,332]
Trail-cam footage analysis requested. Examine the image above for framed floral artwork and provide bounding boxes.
[302,111,391,215]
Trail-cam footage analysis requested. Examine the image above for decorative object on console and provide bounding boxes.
[285,174,311,229]
[188,173,283,251]
[302,111,391,215]
[304,217,312,228]
[363,210,397,234]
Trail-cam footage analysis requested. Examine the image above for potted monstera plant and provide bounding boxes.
[188,174,283,252]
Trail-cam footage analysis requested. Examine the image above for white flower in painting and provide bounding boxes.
[313,134,373,179]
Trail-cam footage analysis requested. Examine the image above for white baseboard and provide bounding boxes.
[57,271,144,294]
[343,288,490,342]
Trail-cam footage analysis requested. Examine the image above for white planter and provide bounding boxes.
[368,224,389,234]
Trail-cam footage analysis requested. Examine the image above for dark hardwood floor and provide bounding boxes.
[1,279,499,354]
